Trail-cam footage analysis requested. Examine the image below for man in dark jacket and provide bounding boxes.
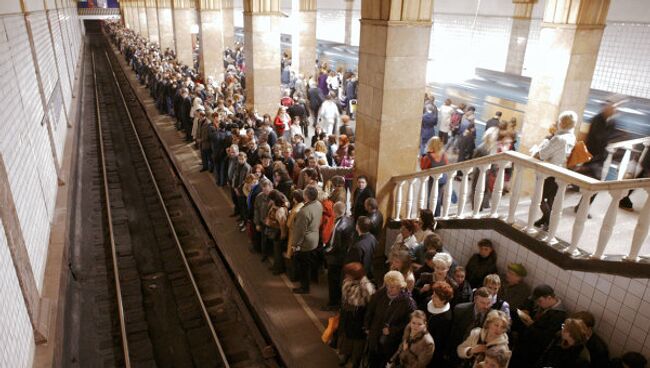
[364,198,384,240]
[511,284,567,367]
[572,311,610,368]
[344,216,377,281]
[211,122,232,186]
[308,84,324,119]
[322,202,355,310]
[352,176,374,221]
[292,186,323,294]
[448,287,493,363]
[485,111,502,130]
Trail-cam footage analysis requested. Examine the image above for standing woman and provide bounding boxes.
[338,262,376,368]
[274,106,291,140]
[285,190,304,280]
[425,281,455,367]
[364,271,417,368]
[388,310,435,368]
[534,111,577,230]
[420,137,449,216]
[264,190,289,275]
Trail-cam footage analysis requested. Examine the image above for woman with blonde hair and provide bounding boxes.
[364,271,417,368]
[458,310,511,367]
[313,140,329,166]
[420,136,448,216]
[534,111,577,230]
[388,310,435,368]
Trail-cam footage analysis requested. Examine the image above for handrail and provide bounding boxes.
[602,136,650,180]
[607,136,650,150]
[392,150,650,191]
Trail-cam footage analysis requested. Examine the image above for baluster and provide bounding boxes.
[457,169,469,218]
[441,171,456,218]
[617,149,632,180]
[593,190,625,259]
[507,164,523,224]
[417,177,429,215]
[525,172,546,233]
[600,149,614,181]
[490,163,507,218]
[393,180,405,220]
[405,179,416,219]
[472,165,488,218]
[626,189,650,261]
[429,174,441,215]
[567,190,593,255]
[545,180,568,243]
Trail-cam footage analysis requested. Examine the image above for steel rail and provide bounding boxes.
[102,50,231,367]
[91,51,132,368]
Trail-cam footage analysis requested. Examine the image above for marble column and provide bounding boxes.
[344,0,354,46]
[157,0,176,52]
[243,0,281,115]
[505,0,536,75]
[295,0,317,79]
[520,0,610,153]
[145,0,159,43]
[355,0,434,217]
[221,0,235,49]
[197,0,225,81]
[172,0,195,67]
[138,0,149,37]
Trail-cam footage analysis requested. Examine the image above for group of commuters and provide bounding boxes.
[107,20,647,368]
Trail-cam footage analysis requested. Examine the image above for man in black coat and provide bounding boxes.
[352,176,374,221]
[448,287,493,363]
[511,284,567,367]
[322,202,355,310]
[572,311,610,368]
[365,198,384,240]
[344,216,377,281]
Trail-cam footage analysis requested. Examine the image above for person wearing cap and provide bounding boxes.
[511,284,567,367]
[498,263,531,310]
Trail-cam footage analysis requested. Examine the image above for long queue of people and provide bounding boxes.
[106,21,647,368]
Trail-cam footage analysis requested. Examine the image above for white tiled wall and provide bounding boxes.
[437,227,650,359]
[0,218,35,368]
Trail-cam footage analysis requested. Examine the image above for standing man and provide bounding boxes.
[291,186,323,294]
[318,92,341,136]
[485,111,502,130]
[322,201,355,310]
[438,98,454,144]
[344,216,377,281]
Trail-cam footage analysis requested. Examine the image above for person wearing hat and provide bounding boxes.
[498,263,531,310]
[510,284,567,367]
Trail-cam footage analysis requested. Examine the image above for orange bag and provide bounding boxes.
[567,141,592,168]
[321,314,340,344]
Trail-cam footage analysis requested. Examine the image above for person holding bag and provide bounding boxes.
[387,310,435,368]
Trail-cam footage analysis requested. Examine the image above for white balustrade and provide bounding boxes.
[507,164,523,224]
[601,149,615,181]
[525,172,546,233]
[593,190,626,259]
[617,149,632,180]
[417,177,428,215]
[472,164,489,218]
[457,169,469,218]
[405,178,416,219]
[545,180,568,243]
[626,189,650,261]
[490,163,507,218]
[393,180,405,220]
[429,174,440,214]
[441,171,456,218]
[567,190,593,255]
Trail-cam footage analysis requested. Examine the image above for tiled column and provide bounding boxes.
[293,0,317,79]
[505,0,536,75]
[172,0,195,66]
[221,0,235,48]
[157,0,175,52]
[146,0,159,43]
[355,0,433,216]
[137,0,149,38]
[344,0,354,46]
[243,0,281,114]
[520,0,610,153]
[197,0,224,81]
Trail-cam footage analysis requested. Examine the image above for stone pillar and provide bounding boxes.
[243,0,282,115]
[125,0,135,30]
[344,0,354,46]
[172,0,195,67]
[520,0,610,153]
[132,0,142,33]
[221,0,235,49]
[137,0,149,38]
[294,0,317,79]
[355,0,433,216]
[146,0,160,43]
[157,0,175,52]
[505,0,536,75]
[197,0,224,81]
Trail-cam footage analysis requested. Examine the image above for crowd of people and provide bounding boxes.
[106,20,647,368]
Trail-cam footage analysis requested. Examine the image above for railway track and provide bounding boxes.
[87,24,279,368]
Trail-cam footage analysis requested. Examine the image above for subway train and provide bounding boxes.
[233,27,650,142]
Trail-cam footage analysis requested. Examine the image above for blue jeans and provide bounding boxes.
[214,157,227,186]
[201,149,212,171]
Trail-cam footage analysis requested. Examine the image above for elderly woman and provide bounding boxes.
[364,271,417,368]
[534,111,577,230]
[426,281,455,367]
[535,318,591,368]
[338,262,376,368]
[389,250,415,292]
[388,310,435,368]
[458,310,511,367]
[385,219,419,261]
